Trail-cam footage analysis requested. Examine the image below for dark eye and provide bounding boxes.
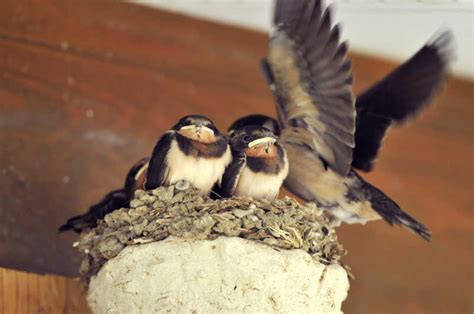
[243,135,252,143]
[179,119,189,127]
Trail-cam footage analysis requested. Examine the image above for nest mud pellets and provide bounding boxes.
[75,181,346,282]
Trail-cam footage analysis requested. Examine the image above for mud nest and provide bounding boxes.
[75,181,346,282]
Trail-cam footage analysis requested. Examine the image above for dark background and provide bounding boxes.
[0,1,472,313]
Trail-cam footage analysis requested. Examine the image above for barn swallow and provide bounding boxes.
[218,126,288,200]
[228,114,281,137]
[58,157,149,233]
[59,115,231,232]
[145,115,232,195]
[230,0,454,240]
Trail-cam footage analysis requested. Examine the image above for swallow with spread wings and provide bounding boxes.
[230,0,454,241]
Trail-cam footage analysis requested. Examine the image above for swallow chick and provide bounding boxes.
[229,0,454,241]
[218,126,288,200]
[145,115,232,196]
[59,157,149,233]
[59,115,231,232]
[228,114,281,136]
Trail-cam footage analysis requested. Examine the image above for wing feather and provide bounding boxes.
[123,157,150,197]
[219,152,246,197]
[58,189,129,233]
[144,131,174,189]
[352,30,454,171]
[268,0,355,176]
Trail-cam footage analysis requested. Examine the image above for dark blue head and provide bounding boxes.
[228,114,280,136]
[172,114,220,144]
[229,125,278,157]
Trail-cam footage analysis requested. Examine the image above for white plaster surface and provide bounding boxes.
[87,237,349,313]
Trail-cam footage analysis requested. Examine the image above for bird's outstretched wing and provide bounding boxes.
[145,131,174,190]
[352,30,454,171]
[267,0,355,176]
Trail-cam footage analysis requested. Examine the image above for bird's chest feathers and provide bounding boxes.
[235,155,288,200]
[166,141,231,194]
[245,145,286,174]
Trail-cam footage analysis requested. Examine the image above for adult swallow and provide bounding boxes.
[230,0,454,240]
[145,115,232,195]
[218,125,288,200]
[58,157,149,233]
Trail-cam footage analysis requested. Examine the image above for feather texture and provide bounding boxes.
[352,30,454,171]
[145,131,175,190]
[58,158,149,233]
[219,151,247,197]
[268,0,355,176]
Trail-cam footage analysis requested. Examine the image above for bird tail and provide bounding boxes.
[360,175,432,241]
[58,215,90,233]
[59,158,149,233]
[58,189,129,233]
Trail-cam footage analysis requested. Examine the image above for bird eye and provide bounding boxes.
[243,135,252,143]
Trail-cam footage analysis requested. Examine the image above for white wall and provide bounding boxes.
[134,0,474,79]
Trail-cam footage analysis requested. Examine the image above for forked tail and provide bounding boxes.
[357,172,431,241]
[58,189,129,233]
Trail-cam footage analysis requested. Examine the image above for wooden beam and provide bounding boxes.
[1,268,89,313]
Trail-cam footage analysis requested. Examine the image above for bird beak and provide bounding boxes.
[180,125,214,137]
[198,125,215,137]
[248,137,276,152]
[179,124,215,143]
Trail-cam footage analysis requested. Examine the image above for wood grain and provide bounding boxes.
[0,267,89,313]
[0,0,472,313]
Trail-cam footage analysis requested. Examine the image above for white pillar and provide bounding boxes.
[87,236,349,314]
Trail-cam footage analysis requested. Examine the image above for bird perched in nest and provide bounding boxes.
[59,115,231,233]
[216,125,288,200]
[145,115,232,194]
[230,0,454,241]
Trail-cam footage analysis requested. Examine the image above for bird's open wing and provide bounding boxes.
[145,131,174,190]
[352,30,454,171]
[267,0,355,176]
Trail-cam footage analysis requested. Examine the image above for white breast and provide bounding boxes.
[165,141,232,196]
[235,155,289,200]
